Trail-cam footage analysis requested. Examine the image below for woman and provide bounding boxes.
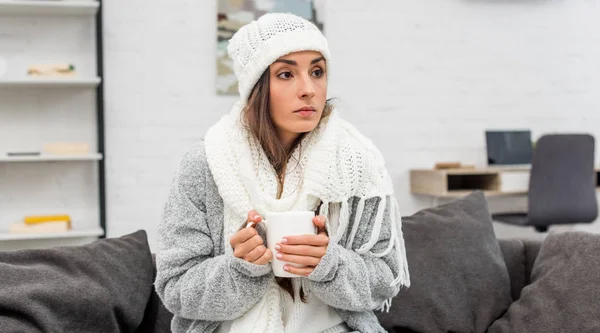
[155,13,410,333]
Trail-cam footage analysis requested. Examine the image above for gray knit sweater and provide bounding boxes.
[155,142,402,333]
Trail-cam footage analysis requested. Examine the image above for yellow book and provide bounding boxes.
[24,215,71,225]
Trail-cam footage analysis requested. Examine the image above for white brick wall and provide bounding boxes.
[101,0,600,249]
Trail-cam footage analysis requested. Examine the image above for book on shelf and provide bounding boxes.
[10,221,71,234]
[9,215,72,234]
[44,142,90,155]
[27,63,77,77]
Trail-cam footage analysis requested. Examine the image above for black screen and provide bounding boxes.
[486,130,533,165]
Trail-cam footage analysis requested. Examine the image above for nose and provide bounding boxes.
[298,73,315,99]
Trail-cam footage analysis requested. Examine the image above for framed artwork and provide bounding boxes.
[217,0,324,95]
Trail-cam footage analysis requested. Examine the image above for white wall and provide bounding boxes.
[102,0,600,250]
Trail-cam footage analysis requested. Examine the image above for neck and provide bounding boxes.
[277,131,301,153]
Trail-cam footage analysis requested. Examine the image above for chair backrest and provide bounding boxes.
[528,134,598,227]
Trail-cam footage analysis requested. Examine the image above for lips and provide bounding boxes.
[294,106,316,117]
[296,110,315,117]
[294,106,316,113]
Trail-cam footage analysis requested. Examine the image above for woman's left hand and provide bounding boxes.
[275,215,329,276]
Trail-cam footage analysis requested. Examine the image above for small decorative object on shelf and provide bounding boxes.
[44,142,90,155]
[434,162,475,170]
[9,214,72,234]
[27,63,77,77]
[7,151,41,156]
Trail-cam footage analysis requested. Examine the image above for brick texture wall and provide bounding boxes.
[39,0,600,248]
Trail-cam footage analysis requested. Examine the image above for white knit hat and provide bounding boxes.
[227,13,330,101]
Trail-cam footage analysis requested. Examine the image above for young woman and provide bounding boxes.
[155,13,410,333]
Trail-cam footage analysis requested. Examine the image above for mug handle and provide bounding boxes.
[245,219,268,228]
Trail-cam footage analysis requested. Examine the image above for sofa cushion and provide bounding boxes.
[376,191,512,333]
[0,230,155,333]
[488,231,600,333]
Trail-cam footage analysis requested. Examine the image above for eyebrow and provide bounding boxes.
[274,56,326,66]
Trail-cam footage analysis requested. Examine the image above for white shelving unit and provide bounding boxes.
[0,0,105,250]
[0,77,101,88]
[0,0,99,16]
[0,153,103,162]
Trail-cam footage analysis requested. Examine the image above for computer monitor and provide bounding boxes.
[485,130,533,166]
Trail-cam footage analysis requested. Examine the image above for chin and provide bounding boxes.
[292,122,320,134]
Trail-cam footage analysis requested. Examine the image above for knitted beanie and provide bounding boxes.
[227,13,330,101]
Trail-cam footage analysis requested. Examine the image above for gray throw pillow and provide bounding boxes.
[376,191,512,333]
[488,231,600,333]
[0,230,155,333]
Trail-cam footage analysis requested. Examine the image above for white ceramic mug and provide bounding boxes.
[264,211,316,277]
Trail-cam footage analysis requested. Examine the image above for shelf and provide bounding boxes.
[0,77,101,88]
[411,168,600,198]
[0,153,103,162]
[0,227,104,241]
[0,0,99,16]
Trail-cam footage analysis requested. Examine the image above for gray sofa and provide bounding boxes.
[147,238,543,333]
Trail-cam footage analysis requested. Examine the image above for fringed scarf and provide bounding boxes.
[204,101,410,333]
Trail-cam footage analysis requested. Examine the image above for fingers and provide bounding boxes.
[229,227,258,248]
[253,248,273,265]
[233,234,264,258]
[275,244,326,258]
[312,215,327,232]
[282,234,329,246]
[231,210,268,263]
[244,245,266,262]
[247,209,262,224]
[276,253,320,267]
[283,264,314,277]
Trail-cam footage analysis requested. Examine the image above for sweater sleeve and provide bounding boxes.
[306,196,406,312]
[154,142,274,321]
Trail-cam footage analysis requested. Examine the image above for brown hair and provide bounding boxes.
[243,67,332,301]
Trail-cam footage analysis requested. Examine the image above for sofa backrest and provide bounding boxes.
[144,291,173,333]
[497,238,542,301]
[147,255,174,333]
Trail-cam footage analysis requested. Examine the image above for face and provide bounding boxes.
[269,51,327,146]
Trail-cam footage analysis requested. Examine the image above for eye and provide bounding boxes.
[277,71,292,79]
[312,68,324,78]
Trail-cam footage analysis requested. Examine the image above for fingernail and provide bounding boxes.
[274,244,281,250]
[276,253,283,259]
[283,265,289,271]
[281,238,288,243]
[253,215,260,220]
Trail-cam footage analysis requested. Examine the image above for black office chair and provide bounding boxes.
[492,134,598,232]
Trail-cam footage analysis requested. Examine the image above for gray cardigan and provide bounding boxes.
[155,142,402,333]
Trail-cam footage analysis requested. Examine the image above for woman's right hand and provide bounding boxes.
[229,209,273,265]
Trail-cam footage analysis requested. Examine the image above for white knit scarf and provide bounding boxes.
[204,101,410,333]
